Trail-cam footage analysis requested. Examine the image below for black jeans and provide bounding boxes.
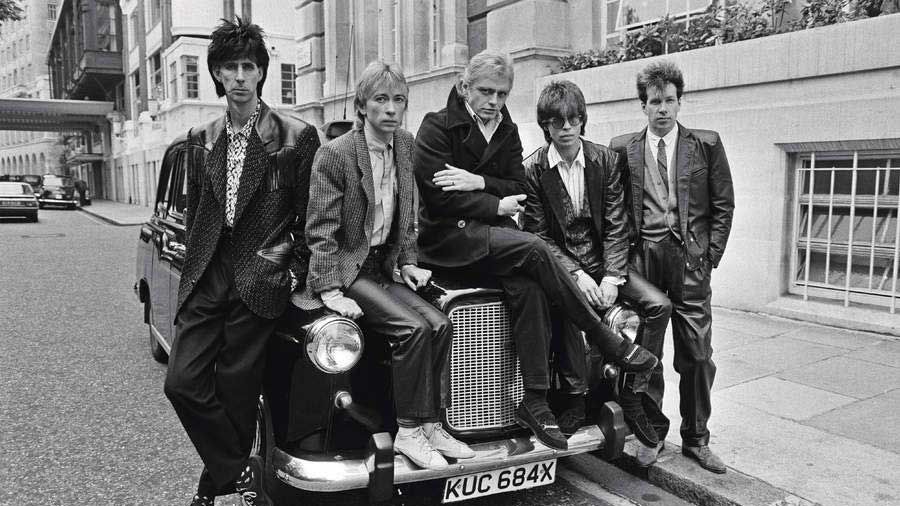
[632,233,715,446]
[345,274,453,420]
[465,227,627,391]
[165,239,277,490]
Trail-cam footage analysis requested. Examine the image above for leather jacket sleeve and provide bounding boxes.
[522,153,581,274]
[601,150,629,278]
[705,134,734,268]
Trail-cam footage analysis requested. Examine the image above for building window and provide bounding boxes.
[280,63,295,105]
[48,2,57,21]
[181,55,199,99]
[791,150,900,312]
[131,70,143,113]
[97,2,118,52]
[168,60,178,101]
[605,0,711,44]
[129,13,138,47]
[148,0,161,29]
[149,52,163,100]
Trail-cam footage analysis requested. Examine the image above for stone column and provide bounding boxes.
[294,0,325,125]
[440,0,468,66]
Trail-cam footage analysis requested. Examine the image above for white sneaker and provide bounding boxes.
[395,426,448,469]
[424,422,476,459]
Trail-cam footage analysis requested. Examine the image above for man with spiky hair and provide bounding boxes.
[610,60,734,474]
[523,80,672,466]
[163,18,320,506]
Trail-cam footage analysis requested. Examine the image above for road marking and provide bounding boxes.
[557,467,640,506]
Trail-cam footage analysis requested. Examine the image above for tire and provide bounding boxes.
[29,213,38,223]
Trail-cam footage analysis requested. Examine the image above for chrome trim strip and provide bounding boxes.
[272,425,606,492]
[149,323,171,354]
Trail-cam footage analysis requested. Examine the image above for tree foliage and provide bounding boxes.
[0,0,23,27]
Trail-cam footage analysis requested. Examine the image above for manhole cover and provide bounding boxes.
[21,233,66,238]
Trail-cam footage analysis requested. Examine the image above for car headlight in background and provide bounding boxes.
[304,315,364,374]
[603,304,641,343]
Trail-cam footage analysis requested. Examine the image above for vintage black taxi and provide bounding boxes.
[135,134,639,504]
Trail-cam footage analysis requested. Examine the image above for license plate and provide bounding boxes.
[55,195,64,199]
[442,459,556,503]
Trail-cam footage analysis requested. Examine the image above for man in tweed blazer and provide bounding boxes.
[163,19,319,506]
[294,61,473,470]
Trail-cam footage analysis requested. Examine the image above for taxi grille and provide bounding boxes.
[445,300,523,432]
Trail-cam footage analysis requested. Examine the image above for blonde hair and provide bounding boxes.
[354,60,409,125]
[457,50,514,93]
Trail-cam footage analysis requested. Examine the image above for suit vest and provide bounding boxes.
[641,138,680,242]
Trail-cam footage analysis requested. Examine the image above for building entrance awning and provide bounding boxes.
[0,98,114,131]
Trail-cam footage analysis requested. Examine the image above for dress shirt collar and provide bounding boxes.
[464,99,503,137]
[225,100,261,139]
[364,121,394,155]
[547,141,585,170]
[647,123,678,150]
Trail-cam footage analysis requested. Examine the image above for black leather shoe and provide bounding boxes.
[515,404,568,450]
[618,343,659,373]
[189,495,214,506]
[558,396,586,436]
[234,456,272,506]
[682,445,727,474]
[624,412,660,448]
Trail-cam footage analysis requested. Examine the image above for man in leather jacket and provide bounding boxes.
[163,18,319,506]
[610,61,734,474]
[523,80,672,466]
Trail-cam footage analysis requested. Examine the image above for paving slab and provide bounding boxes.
[847,339,900,368]
[807,388,900,454]
[716,337,845,374]
[778,356,900,399]
[711,327,768,352]
[712,398,900,506]
[713,309,809,338]
[714,376,857,421]
[780,325,887,350]
[78,200,149,226]
[711,355,777,392]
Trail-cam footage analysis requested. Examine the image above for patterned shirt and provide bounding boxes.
[224,100,261,227]
[548,141,586,216]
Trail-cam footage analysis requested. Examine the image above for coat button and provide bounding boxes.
[457,220,466,228]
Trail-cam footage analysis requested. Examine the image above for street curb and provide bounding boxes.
[607,440,821,506]
[77,207,144,226]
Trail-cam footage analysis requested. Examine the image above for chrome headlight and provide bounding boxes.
[304,315,364,374]
[603,304,641,343]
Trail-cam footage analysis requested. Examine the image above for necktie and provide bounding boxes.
[656,138,668,192]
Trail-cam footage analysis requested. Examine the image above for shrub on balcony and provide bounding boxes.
[557,0,888,73]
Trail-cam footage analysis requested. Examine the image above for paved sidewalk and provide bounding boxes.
[623,307,900,506]
[78,199,150,226]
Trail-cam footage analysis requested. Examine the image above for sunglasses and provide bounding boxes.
[544,116,584,129]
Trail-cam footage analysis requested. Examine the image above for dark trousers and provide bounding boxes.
[632,233,715,446]
[345,274,453,420]
[467,227,627,391]
[164,239,277,490]
[616,270,672,440]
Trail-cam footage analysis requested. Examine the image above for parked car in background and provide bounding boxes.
[39,175,80,209]
[1,174,43,198]
[135,135,637,504]
[0,182,39,222]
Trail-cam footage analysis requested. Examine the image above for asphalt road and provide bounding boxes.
[0,209,667,506]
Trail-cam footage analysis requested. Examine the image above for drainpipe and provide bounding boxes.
[223,0,234,21]
[241,0,251,22]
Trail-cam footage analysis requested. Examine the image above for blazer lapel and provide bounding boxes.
[233,129,267,226]
[539,151,569,234]
[461,123,488,164]
[675,124,695,238]
[626,130,647,231]
[354,129,375,215]
[204,129,229,206]
[584,148,606,237]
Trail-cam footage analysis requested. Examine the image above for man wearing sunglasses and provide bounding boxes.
[523,80,672,466]
[414,52,660,452]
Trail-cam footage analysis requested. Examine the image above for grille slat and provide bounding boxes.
[446,301,523,432]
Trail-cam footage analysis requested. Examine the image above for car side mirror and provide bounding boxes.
[156,201,168,217]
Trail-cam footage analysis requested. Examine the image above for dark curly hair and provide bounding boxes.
[207,17,269,98]
[636,60,684,104]
[536,80,587,144]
